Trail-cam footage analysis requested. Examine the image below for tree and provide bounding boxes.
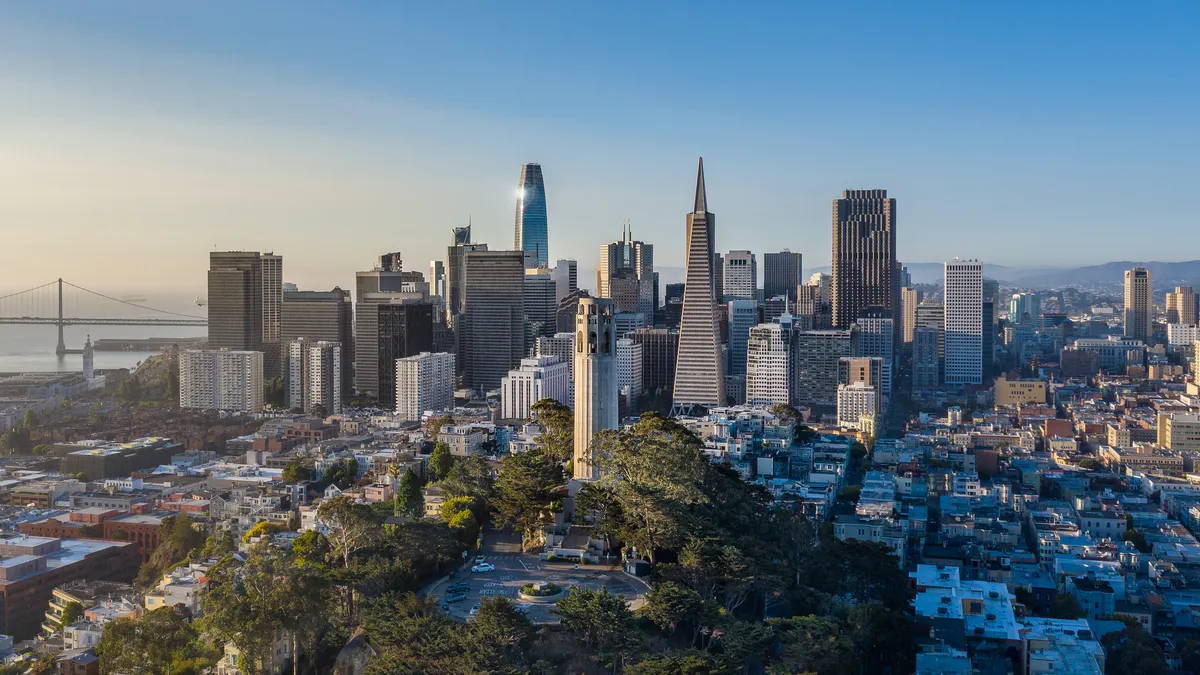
[553,586,641,672]
[439,454,494,503]
[848,603,915,675]
[135,514,207,588]
[20,409,38,430]
[426,414,455,439]
[95,607,212,675]
[641,582,702,635]
[768,615,856,675]
[395,470,423,517]
[1049,594,1086,619]
[492,448,565,546]
[281,460,311,484]
[1102,619,1168,675]
[626,651,732,675]
[202,543,331,675]
[530,398,574,463]
[55,600,84,630]
[469,596,535,668]
[317,495,376,570]
[1079,458,1102,471]
[1122,528,1152,553]
[428,442,454,481]
[263,377,286,407]
[241,520,286,543]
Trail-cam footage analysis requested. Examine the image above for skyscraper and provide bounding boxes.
[524,267,558,354]
[446,224,486,323]
[853,308,894,397]
[208,251,263,352]
[630,327,678,395]
[574,297,618,481]
[672,158,725,410]
[1166,286,1197,325]
[912,326,940,391]
[260,253,283,379]
[723,250,757,300]
[429,260,447,320]
[282,288,354,397]
[726,299,758,377]
[515,163,549,267]
[900,288,923,344]
[598,225,654,316]
[460,250,526,392]
[745,316,795,406]
[763,250,802,302]
[1124,267,1153,340]
[944,259,983,386]
[376,301,435,410]
[831,190,897,329]
[792,329,855,407]
[501,356,570,420]
[552,259,578,304]
[355,254,429,397]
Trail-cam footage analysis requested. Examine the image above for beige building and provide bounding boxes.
[900,287,922,344]
[1158,412,1200,453]
[1165,286,1197,325]
[994,375,1046,407]
[1123,267,1152,341]
[1098,444,1185,476]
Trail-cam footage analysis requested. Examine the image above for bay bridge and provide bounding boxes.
[0,279,208,355]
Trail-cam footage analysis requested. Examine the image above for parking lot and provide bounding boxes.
[427,547,647,624]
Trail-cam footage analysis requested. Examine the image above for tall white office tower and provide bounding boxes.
[722,250,757,300]
[573,297,618,481]
[745,316,794,406]
[501,356,571,420]
[395,352,456,422]
[943,259,983,386]
[672,158,725,412]
[286,338,343,415]
[616,337,644,408]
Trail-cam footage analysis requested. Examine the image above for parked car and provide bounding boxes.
[475,555,486,564]
[447,582,469,594]
[444,592,467,604]
[514,604,531,614]
[471,563,495,573]
[469,603,481,617]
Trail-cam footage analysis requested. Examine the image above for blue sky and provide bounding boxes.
[2,2,1197,292]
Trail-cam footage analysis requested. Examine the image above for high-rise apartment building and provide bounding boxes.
[208,252,262,352]
[944,259,983,386]
[281,289,354,396]
[179,349,263,413]
[837,382,878,431]
[838,356,882,393]
[853,309,894,397]
[793,329,855,407]
[286,339,343,415]
[461,250,526,392]
[630,328,677,395]
[723,250,757,300]
[501,356,570,420]
[912,326,940,391]
[831,190,897,329]
[515,163,549,267]
[672,159,725,410]
[375,302,434,410]
[745,316,796,406]
[598,225,654,317]
[355,254,429,397]
[900,288,923,344]
[395,352,456,422]
[1124,267,1153,341]
[726,299,758,377]
[1166,286,1197,325]
[763,250,802,302]
[574,298,618,481]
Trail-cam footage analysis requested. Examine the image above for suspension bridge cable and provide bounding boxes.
[0,280,58,302]
[62,281,206,319]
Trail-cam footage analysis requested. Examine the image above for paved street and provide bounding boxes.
[427,547,647,624]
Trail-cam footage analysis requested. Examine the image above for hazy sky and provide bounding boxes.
[2,2,1198,294]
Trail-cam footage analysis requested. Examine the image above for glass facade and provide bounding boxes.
[514,163,549,267]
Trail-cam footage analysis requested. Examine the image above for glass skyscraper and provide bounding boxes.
[515,163,549,267]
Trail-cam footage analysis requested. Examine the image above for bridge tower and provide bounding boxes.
[55,278,66,356]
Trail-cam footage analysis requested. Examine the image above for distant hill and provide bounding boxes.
[1003,261,1200,290]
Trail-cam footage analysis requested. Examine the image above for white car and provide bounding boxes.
[475,555,486,564]
[471,563,495,573]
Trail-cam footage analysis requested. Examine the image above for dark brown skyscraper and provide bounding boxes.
[282,288,354,394]
[763,250,802,302]
[376,301,434,410]
[831,190,897,329]
[460,250,526,392]
[208,251,262,351]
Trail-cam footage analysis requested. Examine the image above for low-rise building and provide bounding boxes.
[833,515,906,566]
[994,375,1046,406]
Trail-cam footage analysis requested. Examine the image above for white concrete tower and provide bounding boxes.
[573,297,618,481]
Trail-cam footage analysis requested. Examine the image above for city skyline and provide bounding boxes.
[4,3,1200,292]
